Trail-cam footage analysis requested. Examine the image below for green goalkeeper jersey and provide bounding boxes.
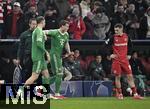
[32,27,46,61]
[47,29,69,56]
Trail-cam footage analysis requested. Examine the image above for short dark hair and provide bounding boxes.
[29,18,36,24]
[59,20,69,27]
[36,16,45,24]
[95,7,104,14]
[131,51,138,55]
[114,23,123,29]
[95,54,102,57]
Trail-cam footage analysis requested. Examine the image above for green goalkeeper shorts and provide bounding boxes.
[32,60,47,73]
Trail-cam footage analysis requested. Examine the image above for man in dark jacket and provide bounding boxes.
[14,18,37,82]
[63,54,83,80]
[4,2,25,39]
[89,55,106,80]
[129,51,146,91]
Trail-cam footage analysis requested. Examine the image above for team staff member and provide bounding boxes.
[14,18,37,82]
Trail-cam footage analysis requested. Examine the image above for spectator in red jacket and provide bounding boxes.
[68,5,86,40]
[4,2,25,39]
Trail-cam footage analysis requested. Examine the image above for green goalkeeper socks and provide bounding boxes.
[55,75,63,93]
[49,76,56,85]
[42,76,50,85]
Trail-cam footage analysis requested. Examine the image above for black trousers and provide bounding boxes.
[21,54,32,83]
[22,54,42,83]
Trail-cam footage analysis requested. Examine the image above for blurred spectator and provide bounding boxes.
[24,4,38,29]
[64,54,84,80]
[111,4,127,33]
[68,0,77,8]
[118,0,128,8]
[101,0,115,17]
[5,0,12,15]
[91,0,103,14]
[44,3,59,29]
[126,3,139,39]
[36,0,46,16]
[139,7,150,39]
[4,2,25,39]
[134,0,149,20]
[102,54,113,79]
[54,0,71,20]
[83,12,94,39]
[92,7,110,39]
[80,0,91,18]
[68,5,86,40]
[23,0,46,16]
[74,49,81,60]
[130,51,145,76]
[89,55,106,80]
[130,51,146,91]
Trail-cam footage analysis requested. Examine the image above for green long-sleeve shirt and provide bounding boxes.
[32,27,46,61]
[47,29,69,56]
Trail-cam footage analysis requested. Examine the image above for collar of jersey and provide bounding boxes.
[58,29,67,35]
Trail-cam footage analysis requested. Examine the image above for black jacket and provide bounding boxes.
[139,16,148,39]
[17,29,33,61]
[89,60,105,80]
[129,58,145,75]
[4,12,25,38]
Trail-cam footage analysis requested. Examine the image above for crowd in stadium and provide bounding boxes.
[0,0,150,96]
[0,0,150,39]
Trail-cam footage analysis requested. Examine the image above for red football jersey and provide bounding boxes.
[112,33,128,59]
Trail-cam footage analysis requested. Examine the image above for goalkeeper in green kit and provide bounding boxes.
[44,20,73,99]
[17,16,50,98]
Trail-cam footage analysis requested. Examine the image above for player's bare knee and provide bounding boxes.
[31,73,39,80]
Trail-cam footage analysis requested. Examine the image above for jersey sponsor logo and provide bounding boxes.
[114,43,127,46]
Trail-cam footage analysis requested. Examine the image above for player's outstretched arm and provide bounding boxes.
[43,30,50,35]
[65,42,71,54]
[65,42,74,56]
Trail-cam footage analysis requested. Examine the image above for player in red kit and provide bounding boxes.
[105,23,143,100]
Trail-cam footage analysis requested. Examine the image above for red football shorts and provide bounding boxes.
[112,59,132,76]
